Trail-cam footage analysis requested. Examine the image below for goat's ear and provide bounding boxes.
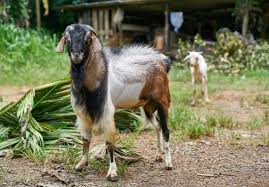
[56,36,65,53]
[91,34,102,53]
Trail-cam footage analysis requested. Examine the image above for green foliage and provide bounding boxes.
[115,110,141,132]
[0,0,29,27]
[0,24,68,85]
[246,42,269,70]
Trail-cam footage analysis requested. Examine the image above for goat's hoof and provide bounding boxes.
[106,174,119,182]
[155,155,163,162]
[191,102,196,106]
[75,162,88,172]
[165,163,173,170]
[205,99,210,103]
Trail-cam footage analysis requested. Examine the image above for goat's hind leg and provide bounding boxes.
[143,104,164,162]
[75,117,92,171]
[202,76,210,103]
[157,103,172,170]
[191,77,197,106]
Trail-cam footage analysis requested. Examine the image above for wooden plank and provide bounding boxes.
[58,0,166,10]
[92,9,98,32]
[104,9,110,39]
[111,8,116,33]
[121,24,150,32]
[35,0,41,31]
[164,3,169,50]
[99,9,104,37]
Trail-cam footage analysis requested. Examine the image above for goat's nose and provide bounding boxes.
[74,52,79,58]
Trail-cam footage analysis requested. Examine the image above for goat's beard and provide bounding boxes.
[70,53,84,64]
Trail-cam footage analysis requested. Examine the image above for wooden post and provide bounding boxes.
[242,8,249,38]
[35,0,41,31]
[164,3,170,50]
[92,9,98,32]
[104,9,109,39]
[99,9,104,39]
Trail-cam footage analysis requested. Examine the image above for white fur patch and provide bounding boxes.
[106,161,118,178]
[164,141,172,167]
[105,45,167,84]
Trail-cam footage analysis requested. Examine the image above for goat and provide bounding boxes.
[56,24,172,181]
[184,52,210,106]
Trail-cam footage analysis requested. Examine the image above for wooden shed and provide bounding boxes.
[59,0,269,50]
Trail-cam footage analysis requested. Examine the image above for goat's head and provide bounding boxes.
[56,24,102,64]
[184,51,203,66]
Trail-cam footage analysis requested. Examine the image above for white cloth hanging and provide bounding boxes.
[170,12,184,33]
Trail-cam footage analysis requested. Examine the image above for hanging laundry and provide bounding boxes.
[170,12,184,33]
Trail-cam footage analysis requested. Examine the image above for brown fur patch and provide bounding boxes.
[139,61,170,112]
[84,52,106,90]
[193,65,201,82]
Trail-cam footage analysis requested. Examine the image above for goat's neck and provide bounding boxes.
[84,51,106,90]
[71,51,106,91]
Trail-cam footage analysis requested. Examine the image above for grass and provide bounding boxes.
[168,66,269,140]
[0,24,68,86]
[49,145,130,176]
[119,133,138,150]
[248,118,263,130]
[256,94,269,104]
[169,105,215,140]
[169,67,269,94]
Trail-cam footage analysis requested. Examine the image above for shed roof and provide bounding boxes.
[59,0,236,12]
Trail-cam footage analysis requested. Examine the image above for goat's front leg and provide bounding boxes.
[202,76,210,103]
[191,76,197,106]
[104,120,118,181]
[75,117,92,171]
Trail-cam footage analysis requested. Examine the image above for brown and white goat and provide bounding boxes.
[184,52,210,106]
[56,24,172,181]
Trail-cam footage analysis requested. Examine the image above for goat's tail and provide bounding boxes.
[163,56,172,73]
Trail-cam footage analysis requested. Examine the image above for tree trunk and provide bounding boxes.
[242,8,249,38]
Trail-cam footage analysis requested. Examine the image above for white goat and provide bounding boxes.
[56,24,172,182]
[184,52,210,106]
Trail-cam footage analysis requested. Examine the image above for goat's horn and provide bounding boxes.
[184,55,191,62]
[82,24,97,35]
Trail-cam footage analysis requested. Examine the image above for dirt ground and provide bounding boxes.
[0,87,269,187]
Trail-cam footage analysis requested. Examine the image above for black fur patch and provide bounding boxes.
[163,57,171,73]
[70,51,108,123]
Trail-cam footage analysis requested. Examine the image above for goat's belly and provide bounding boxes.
[111,83,145,108]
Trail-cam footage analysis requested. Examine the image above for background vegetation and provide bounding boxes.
[0,24,68,86]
